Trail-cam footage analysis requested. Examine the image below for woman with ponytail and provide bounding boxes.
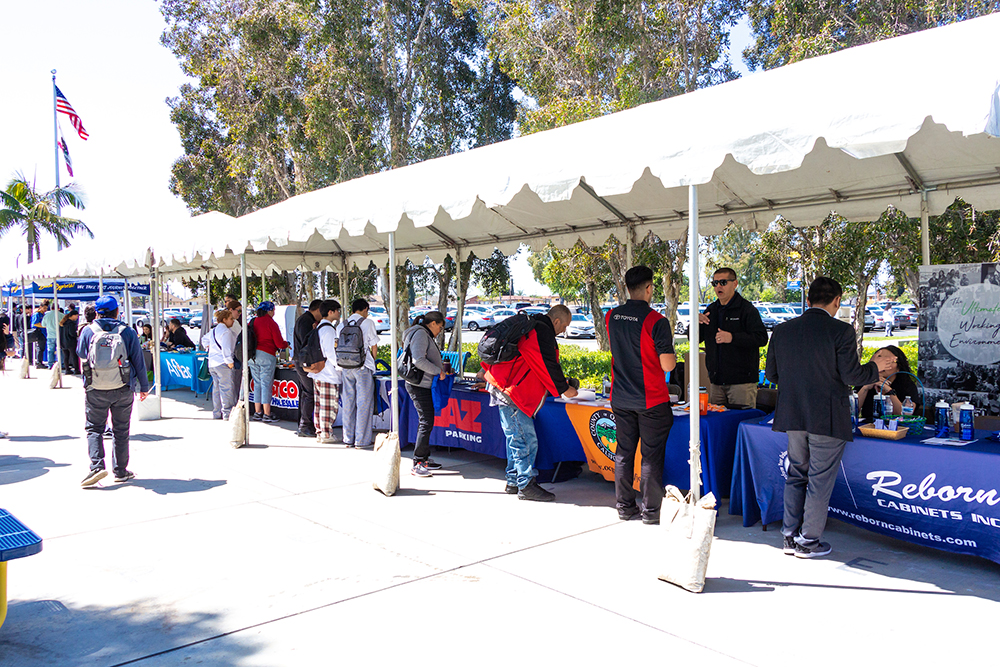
[401,311,447,477]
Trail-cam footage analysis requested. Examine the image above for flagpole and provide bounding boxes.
[51,70,62,250]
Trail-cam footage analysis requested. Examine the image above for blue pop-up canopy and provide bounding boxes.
[2,279,150,300]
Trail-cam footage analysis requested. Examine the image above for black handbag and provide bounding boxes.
[399,345,425,384]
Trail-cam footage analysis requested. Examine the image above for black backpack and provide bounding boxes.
[234,317,258,366]
[295,321,332,368]
[478,313,536,365]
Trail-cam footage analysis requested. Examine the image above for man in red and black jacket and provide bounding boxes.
[482,305,577,501]
[606,266,677,524]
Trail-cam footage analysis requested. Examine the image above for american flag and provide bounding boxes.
[54,85,89,141]
[58,131,74,177]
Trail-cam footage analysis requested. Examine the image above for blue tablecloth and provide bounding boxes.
[160,351,211,394]
[729,416,1000,564]
[394,380,761,497]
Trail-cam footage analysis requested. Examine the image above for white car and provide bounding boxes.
[461,310,495,331]
[492,308,517,323]
[562,313,596,338]
[368,310,390,333]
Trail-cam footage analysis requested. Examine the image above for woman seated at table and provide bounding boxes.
[248,301,289,423]
[402,311,448,478]
[207,309,238,420]
[856,345,920,420]
[59,309,80,374]
[164,318,196,350]
[139,323,154,348]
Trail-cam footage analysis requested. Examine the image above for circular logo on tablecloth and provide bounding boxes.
[937,282,1000,365]
[588,410,617,460]
[778,451,789,480]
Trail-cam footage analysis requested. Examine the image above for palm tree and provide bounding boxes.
[0,173,92,262]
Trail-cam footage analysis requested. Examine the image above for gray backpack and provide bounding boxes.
[336,318,366,369]
[86,322,130,390]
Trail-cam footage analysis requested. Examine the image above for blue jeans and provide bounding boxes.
[341,367,374,447]
[248,351,277,406]
[498,403,539,489]
[46,338,57,368]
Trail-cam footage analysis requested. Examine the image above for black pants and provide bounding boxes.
[613,402,673,517]
[406,383,434,462]
[295,364,316,434]
[85,385,135,476]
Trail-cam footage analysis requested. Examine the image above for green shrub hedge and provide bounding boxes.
[377,339,917,391]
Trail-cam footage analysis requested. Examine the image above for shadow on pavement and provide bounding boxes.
[8,435,79,442]
[0,598,259,667]
[714,512,1000,602]
[97,478,227,495]
[129,434,183,442]
[0,455,71,485]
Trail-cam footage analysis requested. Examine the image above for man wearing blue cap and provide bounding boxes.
[77,295,150,487]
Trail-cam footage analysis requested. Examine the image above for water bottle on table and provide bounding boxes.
[935,399,951,438]
[959,402,975,441]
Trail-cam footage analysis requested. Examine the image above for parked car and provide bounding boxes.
[891,306,915,329]
[163,309,191,325]
[674,305,691,336]
[492,308,518,323]
[754,305,781,330]
[756,304,796,323]
[562,313,596,339]
[130,308,150,327]
[462,310,495,331]
[368,310,390,333]
[866,306,886,330]
[189,313,204,328]
[513,302,532,311]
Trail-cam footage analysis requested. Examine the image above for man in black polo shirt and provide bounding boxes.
[606,265,677,525]
[293,299,323,438]
[696,267,768,409]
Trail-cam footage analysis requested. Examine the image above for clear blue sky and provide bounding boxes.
[1,3,754,294]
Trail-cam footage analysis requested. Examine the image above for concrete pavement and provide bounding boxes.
[0,372,997,666]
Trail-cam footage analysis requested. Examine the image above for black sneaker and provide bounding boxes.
[297,430,317,438]
[783,535,797,555]
[411,462,432,477]
[618,506,641,521]
[250,412,263,422]
[81,469,107,487]
[262,414,280,424]
[641,513,660,525]
[517,479,555,502]
[505,483,519,495]
[423,459,443,470]
[114,470,135,483]
[794,541,833,559]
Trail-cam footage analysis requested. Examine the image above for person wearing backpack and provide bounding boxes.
[401,311,447,477]
[207,308,238,420]
[248,301,289,423]
[481,304,577,501]
[293,299,324,438]
[304,300,342,444]
[76,295,149,487]
[335,298,380,448]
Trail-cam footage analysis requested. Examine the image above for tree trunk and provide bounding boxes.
[588,279,610,352]
[448,258,471,351]
[379,264,410,349]
[435,259,453,348]
[854,278,872,358]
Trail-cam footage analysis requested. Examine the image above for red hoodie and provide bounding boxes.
[482,315,570,417]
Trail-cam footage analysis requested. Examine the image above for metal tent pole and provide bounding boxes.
[688,184,702,503]
[241,254,250,445]
[920,191,931,268]
[388,234,399,433]
[98,270,103,297]
[20,277,29,379]
[454,246,464,364]
[52,279,62,387]
[152,264,162,418]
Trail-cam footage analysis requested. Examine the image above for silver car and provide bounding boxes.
[562,313,596,339]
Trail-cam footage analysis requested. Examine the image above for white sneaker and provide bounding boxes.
[0,431,8,439]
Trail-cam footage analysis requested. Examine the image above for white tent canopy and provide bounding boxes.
[222,14,1000,264]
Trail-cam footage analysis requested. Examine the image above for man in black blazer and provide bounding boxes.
[765,277,894,558]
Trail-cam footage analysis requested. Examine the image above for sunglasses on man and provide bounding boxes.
[711,279,733,287]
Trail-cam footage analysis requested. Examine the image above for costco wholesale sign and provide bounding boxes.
[249,378,299,409]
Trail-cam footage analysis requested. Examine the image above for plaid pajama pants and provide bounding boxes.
[314,380,341,441]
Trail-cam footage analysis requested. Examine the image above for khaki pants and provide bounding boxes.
[708,382,758,409]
